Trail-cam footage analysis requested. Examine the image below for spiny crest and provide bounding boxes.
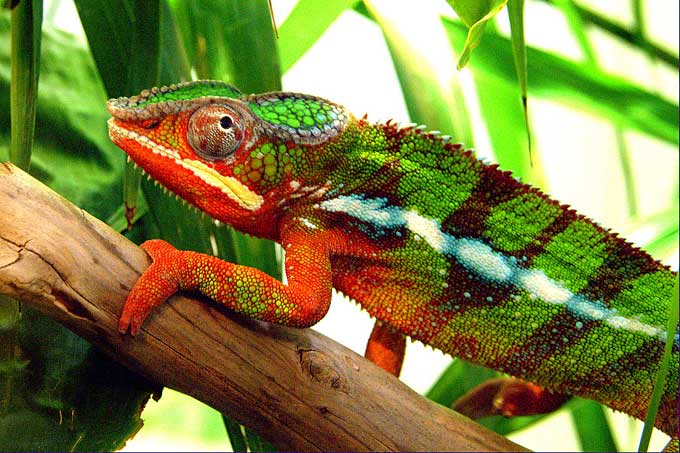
[372,116,466,156]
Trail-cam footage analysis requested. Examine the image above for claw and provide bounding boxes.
[119,239,181,335]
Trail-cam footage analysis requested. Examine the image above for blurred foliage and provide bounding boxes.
[0,10,154,450]
[0,0,677,451]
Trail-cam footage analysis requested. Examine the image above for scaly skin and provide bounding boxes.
[107,80,678,439]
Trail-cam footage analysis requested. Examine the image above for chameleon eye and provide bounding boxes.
[187,105,244,160]
[220,115,233,129]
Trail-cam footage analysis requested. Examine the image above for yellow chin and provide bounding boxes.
[109,121,263,211]
[176,158,263,211]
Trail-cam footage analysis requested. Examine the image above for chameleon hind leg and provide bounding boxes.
[364,321,406,376]
[452,378,569,419]
[362,321,570,419]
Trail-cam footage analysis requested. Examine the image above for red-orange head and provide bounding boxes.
[107,80,348,235]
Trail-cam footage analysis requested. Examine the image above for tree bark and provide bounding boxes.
[0,162,528,452]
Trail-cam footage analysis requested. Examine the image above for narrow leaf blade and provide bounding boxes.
[570,399,618,452]
[442,18,679,146]
[446,0,508,69]
[9,0,42,170]
[506,0,531,162]
[365,0,474,146]
[278,0,357,73]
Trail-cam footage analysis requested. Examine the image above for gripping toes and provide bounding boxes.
[119,240,182,335]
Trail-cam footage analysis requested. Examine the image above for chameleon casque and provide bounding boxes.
[107,80,678,445]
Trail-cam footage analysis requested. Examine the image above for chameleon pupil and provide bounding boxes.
[220,116,233,129]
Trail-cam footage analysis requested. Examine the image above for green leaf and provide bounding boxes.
[169,0,281,92]
[505,0,531,163]
[75,0,164,228]
[472,67,543,185]
[9,0,41,171]
[442,18,679,146]
[0,16,123,216]
[638,276,678,452]
[222,415,248,452]
[446,0,508,69]
[570,399,618,452]
[551,0,598,66]
[278,0,357,73]
[560,0,677,69]
[72,0,134,98]
[126,0,161,93]
[219,0,282,93]
[1,11,155,451]
[158,0,191,83]
[0,308,153,451]
[506,0,526,98]
[363,0,474,147]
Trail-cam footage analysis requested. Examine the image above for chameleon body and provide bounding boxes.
[107,80,678,439]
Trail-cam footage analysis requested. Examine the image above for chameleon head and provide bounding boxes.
[107,80,348,231]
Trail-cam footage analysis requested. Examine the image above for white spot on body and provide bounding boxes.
[455,239,512,282]
[404,211,446,252]
[517,270,571,304]
[299,218,317,230]
[606,316,660,337]
[567,297,608,321]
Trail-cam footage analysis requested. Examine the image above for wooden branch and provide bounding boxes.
[0,162,528,452]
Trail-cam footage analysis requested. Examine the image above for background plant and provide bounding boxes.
[0,0,676,451]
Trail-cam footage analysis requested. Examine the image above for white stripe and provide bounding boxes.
[319,194,673,343]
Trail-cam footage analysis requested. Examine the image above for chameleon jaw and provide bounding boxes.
[107,118,264,211]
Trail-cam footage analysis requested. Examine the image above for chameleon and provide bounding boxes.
[107,80,678,445]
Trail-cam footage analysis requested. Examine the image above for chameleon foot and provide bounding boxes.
[452,378,569,419]
[119,239,182,335]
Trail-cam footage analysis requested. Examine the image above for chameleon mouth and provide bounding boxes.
[107,118,264,211]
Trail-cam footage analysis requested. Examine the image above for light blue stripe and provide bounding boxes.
[319,194,678,345]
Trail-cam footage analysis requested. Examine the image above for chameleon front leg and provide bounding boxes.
[119,234,333,334]
[120,237,567,422]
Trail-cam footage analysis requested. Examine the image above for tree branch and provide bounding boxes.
[0,162,528,452]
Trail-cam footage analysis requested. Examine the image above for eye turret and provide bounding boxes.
[187,105,245,160]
